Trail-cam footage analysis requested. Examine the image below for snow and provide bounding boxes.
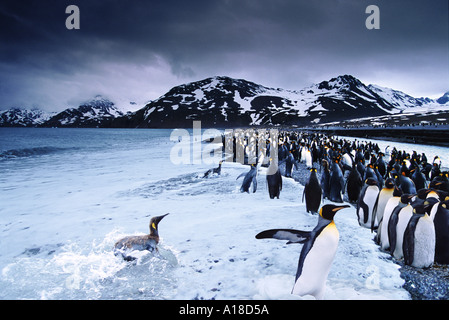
[0,128,418,300]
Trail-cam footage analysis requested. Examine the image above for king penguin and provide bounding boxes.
[356,178,380,229]
[237,164,258,193]
[329,160,345,203]
[388,194,415,259]
[303,167,322,214]
[379,187,403,251]
[371,178,396,239]
[433,199,449,264]
[403,204,435,268]
[114,213,169,261]
[255,204,350,300]
[266,158,282,199]
[346,164,363,203]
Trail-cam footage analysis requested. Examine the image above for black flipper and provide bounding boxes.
[388,207,401,256]
[256,229,311,244]
[403,215,420,266]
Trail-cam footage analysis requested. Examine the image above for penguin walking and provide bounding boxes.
[388,194,415,259]
[256,204,350,300]
[266,159,282,199]
[114,213,169,261]
[237,164,258,193]
[403,204,435,268]
[303,168,322,214]
[356,178,379,229]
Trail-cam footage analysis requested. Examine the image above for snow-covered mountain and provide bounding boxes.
[42,96,125,128]
[1,76,447,128]
[0,108,56,127]
[116,75,447,128]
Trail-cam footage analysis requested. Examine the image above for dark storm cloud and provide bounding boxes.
[0,0,447,110]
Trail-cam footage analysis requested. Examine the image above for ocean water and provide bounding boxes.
[0,127,447,300]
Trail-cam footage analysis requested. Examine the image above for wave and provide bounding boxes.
[0,146,71,159]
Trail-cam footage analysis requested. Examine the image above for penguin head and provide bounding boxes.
[365,178,378,186]
[149,213,169,234]
[319,204,350,221]
[385,178,395,189]
[417,188,432,200]
[400,194,415,204]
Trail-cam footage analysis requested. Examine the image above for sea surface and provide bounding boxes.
[0,127,447,300]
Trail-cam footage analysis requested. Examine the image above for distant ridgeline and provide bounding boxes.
[1,76,448,140]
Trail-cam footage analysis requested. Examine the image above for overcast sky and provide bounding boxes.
[0,0,448,111]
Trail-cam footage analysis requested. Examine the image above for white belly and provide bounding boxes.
[412,215,435,268]
[393,206,413,259]
[358,186,379,228]
[380,197,400,250]
[292,222,339,300]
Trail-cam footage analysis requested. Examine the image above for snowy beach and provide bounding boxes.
[1,128,447,300]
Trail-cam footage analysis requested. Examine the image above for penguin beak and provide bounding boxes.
[331,205,350,212]
[154,213,169,225]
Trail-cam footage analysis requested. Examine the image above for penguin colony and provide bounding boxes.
[230,129,449,298]
[116,129,449,299]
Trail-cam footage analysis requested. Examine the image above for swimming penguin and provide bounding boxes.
[356,178,379,229]
[255,204,350,299]
[379,187,403,251]
[237,164,258,193]
[114,213,169,261]
[303,168,322,214]
[266,159,282,199]
[403,204,435,268]
[203,161,223,178]
[433,200,449,264]
[329,160,345,203]
[388,194,415,259]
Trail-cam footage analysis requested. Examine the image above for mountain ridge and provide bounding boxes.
[1,75,448,128]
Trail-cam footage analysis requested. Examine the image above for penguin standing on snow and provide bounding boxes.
[114,213,169,261]
[371,178,396,237]
[321,159,331,200]
[388,194,415,259]
[266,159,282,199]
[237,164,258,193]
[256,204,350,300]
[379,187,403,251]
[403,204,435,268]
[346,164,363,203]
[303,168,322,214]
[329,160,345,203]
[356,178,380,229]
[433,200,449,264]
